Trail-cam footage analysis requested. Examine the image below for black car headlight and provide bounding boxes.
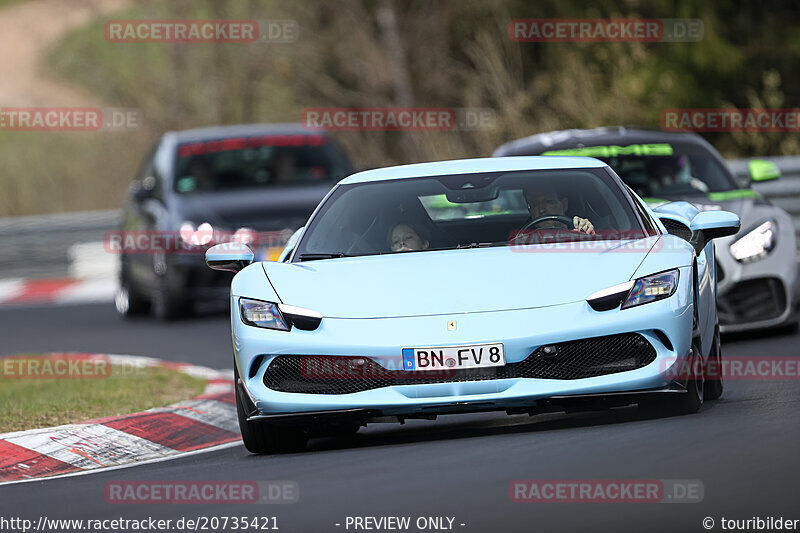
[240,298,290,331]
[621,269,680,309]
[587,269,680,311]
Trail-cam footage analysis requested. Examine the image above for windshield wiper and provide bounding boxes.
[298,253,350,261]
[456,242,508,249]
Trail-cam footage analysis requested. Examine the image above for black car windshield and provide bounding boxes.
[173,133,351,193]
[293,168,647,260]
[541,141,737,198]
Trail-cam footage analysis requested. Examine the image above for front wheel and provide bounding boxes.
[151,272,190,320]
[235,371,308,454]
[116,263,150,317]
[704,326,723,401]
[640,342,704,417]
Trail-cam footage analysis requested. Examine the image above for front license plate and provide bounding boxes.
[401,343,505,371]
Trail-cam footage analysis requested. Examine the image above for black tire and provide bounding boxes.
[151,275,189,320]
[235,367,308,454]
[116,263,150,317]
[640,341,704,417]
[704,325,724,401]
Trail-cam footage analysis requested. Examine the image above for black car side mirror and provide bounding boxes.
[131,176,157,202]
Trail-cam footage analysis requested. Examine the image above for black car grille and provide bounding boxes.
[719,278,786,324]
[662,219,692,241]
[262,333,657,395]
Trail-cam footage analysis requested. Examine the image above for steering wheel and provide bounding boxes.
[518,215,575,234]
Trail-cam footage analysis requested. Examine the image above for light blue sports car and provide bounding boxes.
[206,157,740,454]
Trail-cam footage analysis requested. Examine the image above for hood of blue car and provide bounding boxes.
[262,239,658,319]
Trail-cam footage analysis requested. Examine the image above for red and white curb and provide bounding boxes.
[0,242,117,306]
[0,277,116,306]
[0,354,239,485]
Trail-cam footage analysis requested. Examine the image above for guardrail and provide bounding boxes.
[729,156,800,251]
[0,209,119,279]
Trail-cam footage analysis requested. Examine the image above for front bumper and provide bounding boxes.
[232,267,695,420]
[244,385,688,425]
[715,239,798,333]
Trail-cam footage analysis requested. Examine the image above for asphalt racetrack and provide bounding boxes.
[1,302,799,533]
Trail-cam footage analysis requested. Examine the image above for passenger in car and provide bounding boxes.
[186,156,216,191]
[387,222,430,252]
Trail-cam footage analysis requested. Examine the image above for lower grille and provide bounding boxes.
[719,278,786,324]
[263,333,657,395]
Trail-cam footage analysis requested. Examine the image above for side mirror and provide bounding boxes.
[205,242,254,273]
[689,210,740,254]
[131,176,157,202]
[749,159,780,182]
[131,183,152,202]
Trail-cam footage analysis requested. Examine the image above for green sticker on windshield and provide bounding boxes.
[176,176,197,192]
[708,189,757,201]
[542,143,674,157]
[426,194,460,208]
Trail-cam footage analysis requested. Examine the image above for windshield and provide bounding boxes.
[293,168,647,260]
[173,134,351,193]
[541,142,737,198]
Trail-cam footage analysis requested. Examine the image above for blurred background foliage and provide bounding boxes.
[1,0,798,215]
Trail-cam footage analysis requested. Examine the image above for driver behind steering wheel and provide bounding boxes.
[523,183,595,235]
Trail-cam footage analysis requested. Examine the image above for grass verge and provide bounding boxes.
[0,354,207,433]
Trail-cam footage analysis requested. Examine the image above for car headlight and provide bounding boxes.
[179,221,214,246]
[729,220,776,263]
[621,269,680,309]
[233,227,257,245]
[240,298,289,331]
[179,222,196,244]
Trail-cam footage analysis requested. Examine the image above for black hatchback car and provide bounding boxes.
[115,123,353,319]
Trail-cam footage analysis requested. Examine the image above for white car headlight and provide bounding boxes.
[240,298,290,331]
[729,220,776,263]
[179,222,196,244]
[179,221,215,246]
[233,227,257,245]
[621,269,680,309]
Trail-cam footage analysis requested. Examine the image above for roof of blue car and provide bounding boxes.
[340,156,607,184]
